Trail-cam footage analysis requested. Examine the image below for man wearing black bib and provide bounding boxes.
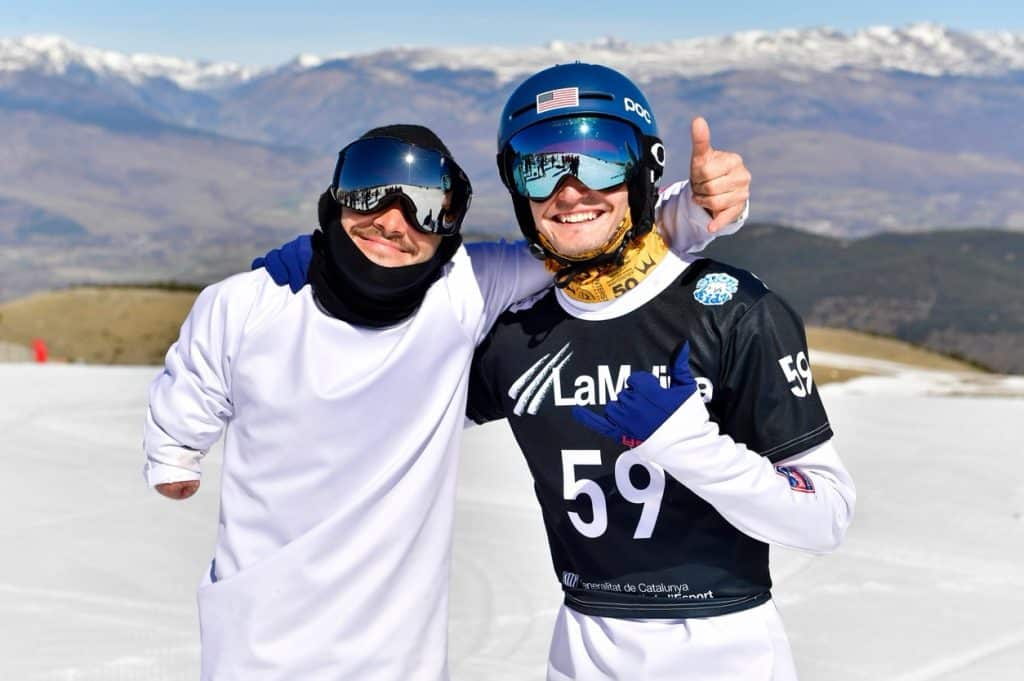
[467,63,856,680]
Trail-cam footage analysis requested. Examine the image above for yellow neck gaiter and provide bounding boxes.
[542,216,670,303]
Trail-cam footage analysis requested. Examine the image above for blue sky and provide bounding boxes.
[3,0,1020,65]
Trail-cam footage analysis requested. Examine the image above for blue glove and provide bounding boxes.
[572,342,698,447]
[251,234,313,293]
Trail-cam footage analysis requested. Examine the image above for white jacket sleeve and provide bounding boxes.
[467,239,551,333]
[464,186,744,337]
[142,278,250,487]
[654,180,747,254]
[632,393,856,554]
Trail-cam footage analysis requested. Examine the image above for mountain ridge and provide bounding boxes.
[1,25,1021,325]
[4,24,1024,93]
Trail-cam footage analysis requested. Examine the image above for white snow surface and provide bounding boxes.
[2,23,1024,91]
[1,359,1022,680]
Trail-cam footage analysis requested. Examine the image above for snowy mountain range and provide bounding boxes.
[1,24,1023,312]
[0,34,256,90]
[3,23,1024,92]
[383,23,1024,83]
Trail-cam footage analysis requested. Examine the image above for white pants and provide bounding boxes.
[547,601,798,681]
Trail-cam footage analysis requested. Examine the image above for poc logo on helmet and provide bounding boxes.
[624,97,651,124]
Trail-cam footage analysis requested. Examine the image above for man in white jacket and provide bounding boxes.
[467,63,854,680]
[144,121,750,680]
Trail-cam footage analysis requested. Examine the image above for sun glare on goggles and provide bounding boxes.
[503,116,641,201]
[332,137,471,236]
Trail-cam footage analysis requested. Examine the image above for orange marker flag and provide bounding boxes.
[32,339,48,363]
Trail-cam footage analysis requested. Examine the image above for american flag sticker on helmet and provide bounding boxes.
[536,87,579,113]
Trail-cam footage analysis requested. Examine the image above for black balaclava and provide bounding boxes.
[308,125,463,327]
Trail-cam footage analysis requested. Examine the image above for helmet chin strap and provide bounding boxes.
[540,212,670,303]
[538,210,634,262]
[536,210,633,287]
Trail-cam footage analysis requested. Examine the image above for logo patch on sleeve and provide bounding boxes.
[693,273,739,306]
[775,466,815,493]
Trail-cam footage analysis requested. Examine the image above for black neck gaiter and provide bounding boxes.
[308,226,461,328]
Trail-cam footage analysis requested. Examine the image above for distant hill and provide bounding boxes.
[703,224,1024,374]
[0,286,199,365]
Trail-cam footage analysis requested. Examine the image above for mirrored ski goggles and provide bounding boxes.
[332,136,471,236]
[503,116,642,201]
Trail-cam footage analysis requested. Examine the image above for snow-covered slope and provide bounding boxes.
[2,360,1022,679]
[2,24,1023,91]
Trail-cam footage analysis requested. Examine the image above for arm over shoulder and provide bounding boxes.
[465,240,551,338]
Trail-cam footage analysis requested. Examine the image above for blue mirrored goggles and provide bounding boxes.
[503,116,642,201]
[332,136,471,236]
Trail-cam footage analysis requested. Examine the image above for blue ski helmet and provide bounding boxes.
[496,64,666,279]
[497,63,660,150]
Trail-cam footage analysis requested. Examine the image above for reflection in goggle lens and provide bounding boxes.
[505,117,641,201]
[331,137,470,236]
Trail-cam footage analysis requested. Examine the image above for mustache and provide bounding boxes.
[348,225,417,254]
